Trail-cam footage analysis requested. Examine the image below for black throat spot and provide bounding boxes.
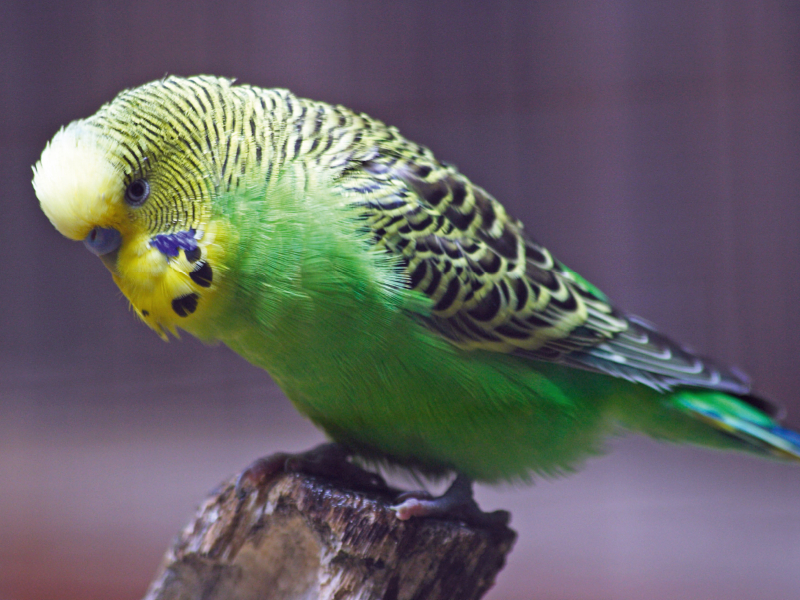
[190,262,213,287]
[172,293,199,317]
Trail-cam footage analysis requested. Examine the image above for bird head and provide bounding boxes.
[32,77,232,338]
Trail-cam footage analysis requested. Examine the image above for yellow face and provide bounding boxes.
[32,120,227,339]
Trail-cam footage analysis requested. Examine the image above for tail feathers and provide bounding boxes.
[673,391,800,462]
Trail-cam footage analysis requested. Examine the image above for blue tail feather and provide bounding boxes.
[674,392,800,462]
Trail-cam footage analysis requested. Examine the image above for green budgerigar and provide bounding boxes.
[32,75,800,520]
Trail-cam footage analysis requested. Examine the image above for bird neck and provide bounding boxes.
[189,165,411,379]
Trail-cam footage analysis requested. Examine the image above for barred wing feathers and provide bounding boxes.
[334,144,750,397]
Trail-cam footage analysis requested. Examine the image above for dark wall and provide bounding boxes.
[2,2,799,599]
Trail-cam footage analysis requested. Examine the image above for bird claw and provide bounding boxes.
[234,448,510,530]
[234,453,292,499]
[391,474,511,529]
[234,442,389,500]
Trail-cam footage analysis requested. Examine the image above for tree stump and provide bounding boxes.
[143,470,516,600]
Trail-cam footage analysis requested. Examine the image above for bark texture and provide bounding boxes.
[143,471,516,600]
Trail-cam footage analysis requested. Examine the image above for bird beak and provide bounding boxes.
[83,226,121,275]
[98,247,120,274]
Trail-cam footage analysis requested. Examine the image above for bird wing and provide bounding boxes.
[326,130,751,397]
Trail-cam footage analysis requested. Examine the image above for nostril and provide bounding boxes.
[83,227,121,257]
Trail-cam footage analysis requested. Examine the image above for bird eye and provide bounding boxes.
[125,178,150,206]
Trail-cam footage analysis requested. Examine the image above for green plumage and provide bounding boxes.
[33,75,800,485]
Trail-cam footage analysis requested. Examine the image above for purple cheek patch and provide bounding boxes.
[150,229,199,258]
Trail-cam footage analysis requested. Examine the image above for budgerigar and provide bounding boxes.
[32,76,800,520]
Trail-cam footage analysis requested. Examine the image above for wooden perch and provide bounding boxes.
[143,470,516,600]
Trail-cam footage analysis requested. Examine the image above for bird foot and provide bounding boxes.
[392,474,510,529]
[234,442,389,499]
[235,446,509,530]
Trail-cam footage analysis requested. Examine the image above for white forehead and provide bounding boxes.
[32,122,123,240]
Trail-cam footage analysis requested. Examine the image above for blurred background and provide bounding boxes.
[2,1,799,598]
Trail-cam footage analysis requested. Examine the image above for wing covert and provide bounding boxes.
[316,109,753,397]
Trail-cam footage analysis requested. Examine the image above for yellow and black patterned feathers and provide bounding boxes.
[311,106,754,396]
